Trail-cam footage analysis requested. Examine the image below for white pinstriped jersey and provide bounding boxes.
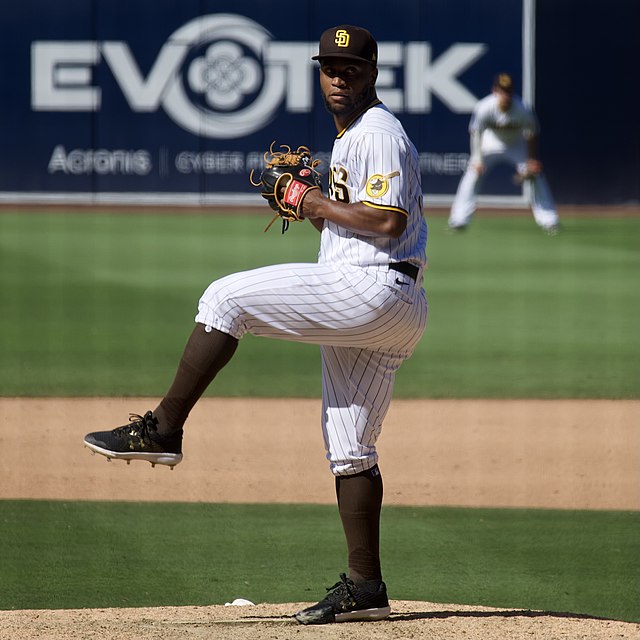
[320,102,427,269]
[471,93,539,155]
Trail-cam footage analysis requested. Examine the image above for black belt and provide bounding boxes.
[389,261,419,281]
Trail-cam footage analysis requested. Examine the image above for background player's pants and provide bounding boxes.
[196,261,428,475]
[448,151,559,230]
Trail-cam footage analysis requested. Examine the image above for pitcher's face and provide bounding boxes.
[319,58,378,122]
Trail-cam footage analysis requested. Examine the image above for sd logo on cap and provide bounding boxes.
[312,25,378,66]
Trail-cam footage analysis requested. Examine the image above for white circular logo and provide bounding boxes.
[162,14,286,139]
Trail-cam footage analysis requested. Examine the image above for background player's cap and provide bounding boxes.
[312,25,378,66]
[493,73,514,94]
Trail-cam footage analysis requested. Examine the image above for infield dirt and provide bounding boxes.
[1,397,639,639]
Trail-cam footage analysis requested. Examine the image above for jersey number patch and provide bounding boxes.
[328,166,350,203]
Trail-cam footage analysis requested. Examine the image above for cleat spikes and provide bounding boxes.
[83,415,184,468]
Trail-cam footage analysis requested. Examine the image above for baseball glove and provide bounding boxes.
[513,159,542,185]
[250,142,322,233]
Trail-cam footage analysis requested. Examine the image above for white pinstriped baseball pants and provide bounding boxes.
[196,262,428,475]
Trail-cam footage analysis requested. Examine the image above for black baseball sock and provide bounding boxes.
[335,465,384,584]
[153,323,238,434]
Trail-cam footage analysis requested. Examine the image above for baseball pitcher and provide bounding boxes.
[84,25,428,625]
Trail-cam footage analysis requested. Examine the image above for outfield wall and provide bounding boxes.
[536,0,639,205]
[0,0,637,206]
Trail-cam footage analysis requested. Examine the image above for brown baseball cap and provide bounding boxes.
[493,73,514,94]
[312,25,378,66]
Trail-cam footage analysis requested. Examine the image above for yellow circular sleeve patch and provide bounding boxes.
[365,171,400,198]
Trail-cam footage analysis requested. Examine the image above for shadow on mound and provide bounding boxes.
[390,609,612,623]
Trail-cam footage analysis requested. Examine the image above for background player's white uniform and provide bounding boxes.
[197,101,428,475]
[448,93,559,230]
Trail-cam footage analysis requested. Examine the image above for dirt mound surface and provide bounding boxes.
[4,601,639,640]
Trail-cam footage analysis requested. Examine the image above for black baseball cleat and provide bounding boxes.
[294,573,391,625]
[84,411,183,469]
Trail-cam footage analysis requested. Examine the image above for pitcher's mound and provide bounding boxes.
[4,601,636,640]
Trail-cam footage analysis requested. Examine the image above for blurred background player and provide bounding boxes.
[448,73,560,234]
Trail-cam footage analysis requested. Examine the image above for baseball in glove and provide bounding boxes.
[250,142,322,233]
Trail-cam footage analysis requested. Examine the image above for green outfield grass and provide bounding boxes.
[0,500,637,622]
[0,210,638,398]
